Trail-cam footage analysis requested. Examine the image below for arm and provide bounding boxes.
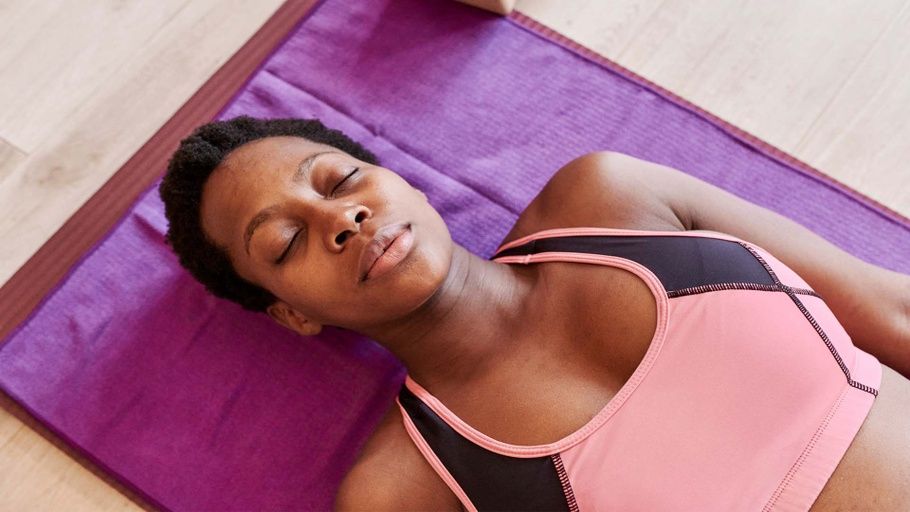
[334,405,463,512]
[335,450,463,512]
[334,461,412,512]
[600,151,910,379]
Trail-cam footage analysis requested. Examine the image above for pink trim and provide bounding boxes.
[404,250,670,457]
[396,398,478,512]
[494,226,745,254]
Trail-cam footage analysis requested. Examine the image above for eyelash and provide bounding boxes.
[329,167,359,197]
[274,167,360,264]
[275,230,300,264]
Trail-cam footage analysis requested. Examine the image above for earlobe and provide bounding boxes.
[266,301,323,336]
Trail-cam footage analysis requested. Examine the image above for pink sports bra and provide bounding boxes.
[396,227,881,511]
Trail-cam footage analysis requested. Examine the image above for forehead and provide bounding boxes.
[221,135,329,171]
[199,136,336,251]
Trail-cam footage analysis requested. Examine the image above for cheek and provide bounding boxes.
[265,259,336,309]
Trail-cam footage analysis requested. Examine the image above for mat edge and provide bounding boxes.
[0,0,325,510]
[506,10,910,230]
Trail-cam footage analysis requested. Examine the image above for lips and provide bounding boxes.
[358,222,412,281]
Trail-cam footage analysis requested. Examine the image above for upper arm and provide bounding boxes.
[500,151,687,246]
[334,405,463,512]
[601,150,910,373]
[334,458,418,512]
[334,462,394,512]
[334,453,463,512]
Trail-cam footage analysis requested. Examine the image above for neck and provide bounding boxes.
[364,244,542,391]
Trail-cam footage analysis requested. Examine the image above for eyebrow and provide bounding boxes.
[242,150,340,256]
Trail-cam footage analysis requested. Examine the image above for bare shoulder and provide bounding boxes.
[334,399,463,512]
[500,151,690,247]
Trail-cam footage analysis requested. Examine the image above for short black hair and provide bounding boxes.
[158,115,379,312]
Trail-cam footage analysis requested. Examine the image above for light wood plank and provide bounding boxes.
[0,0,284,287]
[795,2,910,213]
[0,1,189,152]
[517,0,910,216]
[0,410,137,511]
[0,0,285,510]
[0,138,27,185]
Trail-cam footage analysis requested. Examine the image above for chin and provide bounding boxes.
[385,239,452,315]
[358,215,453,319]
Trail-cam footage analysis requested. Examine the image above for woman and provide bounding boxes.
[159,116,910,511]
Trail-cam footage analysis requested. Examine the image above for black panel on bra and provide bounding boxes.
[398,385,571,512]
[491,234,773,292]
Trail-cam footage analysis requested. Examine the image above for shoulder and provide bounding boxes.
[334,399,463,512]
[499,151,691,247]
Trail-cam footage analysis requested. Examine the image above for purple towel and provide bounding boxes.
[2,0,908,510]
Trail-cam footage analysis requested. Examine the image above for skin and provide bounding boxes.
[199,136,909,511]
[199,135,549,393]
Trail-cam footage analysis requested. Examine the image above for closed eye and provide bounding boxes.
[330,167,359,197]
[275,167,359,264]
[275,229,301,264]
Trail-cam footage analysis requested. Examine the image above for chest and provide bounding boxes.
[443,260,661,446]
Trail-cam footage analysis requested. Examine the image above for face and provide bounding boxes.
[199,136,453,334]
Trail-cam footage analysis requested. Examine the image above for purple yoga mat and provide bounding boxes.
[2,0,908,510]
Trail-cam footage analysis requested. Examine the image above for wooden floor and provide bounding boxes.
[1,0,908,509]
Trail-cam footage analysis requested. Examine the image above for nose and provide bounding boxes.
[325,203,371,252]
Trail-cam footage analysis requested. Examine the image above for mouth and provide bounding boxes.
[358,222,414,282]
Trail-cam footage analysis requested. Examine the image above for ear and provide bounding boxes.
[266,301,323,336]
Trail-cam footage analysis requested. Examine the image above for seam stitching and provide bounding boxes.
[740,242,877,397]
[550,453,579,512]
[667,282,821,298]
[762,390,846,511]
